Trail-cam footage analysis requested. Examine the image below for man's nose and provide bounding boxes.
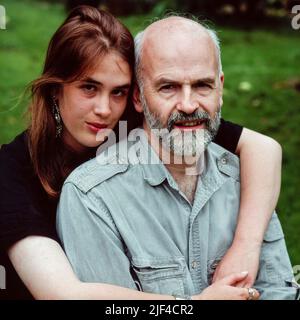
[176,86,198,114]
[93,94,111,118]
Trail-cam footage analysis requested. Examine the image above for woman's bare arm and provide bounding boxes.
[213,128,282,287]
[8,235,252,300]
[8,235,171,300]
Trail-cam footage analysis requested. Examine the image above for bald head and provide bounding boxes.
[135,16,222,87]
[143,16,213,42]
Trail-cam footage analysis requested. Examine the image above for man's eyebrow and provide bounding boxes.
[193,77,216,84]
[154,78,178,86]
[154,77,216,86]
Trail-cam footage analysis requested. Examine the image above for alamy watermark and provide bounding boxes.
[0,265,6,290]
[94,122,208,176]
[291,5,300,30]
[0,5,6,30]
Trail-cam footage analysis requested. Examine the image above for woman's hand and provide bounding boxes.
[193,272,260,300]
[212,240,261,288]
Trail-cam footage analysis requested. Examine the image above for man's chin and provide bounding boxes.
[168,141,206,158]
[173,149,204,158]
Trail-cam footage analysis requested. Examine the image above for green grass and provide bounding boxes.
[0,0,299,266]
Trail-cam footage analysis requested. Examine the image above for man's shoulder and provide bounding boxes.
[64,139,132,193]
[207,142,240,182]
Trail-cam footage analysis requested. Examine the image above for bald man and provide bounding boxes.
[57,16,298,300]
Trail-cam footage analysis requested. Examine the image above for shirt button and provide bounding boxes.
[191,261,198,269]
[221,157,227,165]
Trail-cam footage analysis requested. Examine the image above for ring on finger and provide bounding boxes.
[247,287,256,300]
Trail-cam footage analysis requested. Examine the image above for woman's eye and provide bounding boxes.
[111,89,128,97]
[81,84,97,94]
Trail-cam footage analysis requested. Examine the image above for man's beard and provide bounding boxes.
[141,93,221,157]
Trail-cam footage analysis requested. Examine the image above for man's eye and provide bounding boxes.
[195,82,212,89]
[160,84,176,92]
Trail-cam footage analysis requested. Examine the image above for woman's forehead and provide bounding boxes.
[76,52,132,85]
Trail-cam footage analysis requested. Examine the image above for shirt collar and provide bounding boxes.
[124,129,241,220]
[128,129,177,187]
[128,129,203,189]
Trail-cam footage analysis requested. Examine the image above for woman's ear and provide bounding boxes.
[52,86,62,103]
[133,85,143,113]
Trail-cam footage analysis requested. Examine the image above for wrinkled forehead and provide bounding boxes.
[141,23,218,80]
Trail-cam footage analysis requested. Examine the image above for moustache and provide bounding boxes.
[167,110,211,131]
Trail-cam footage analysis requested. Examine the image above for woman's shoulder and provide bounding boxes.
[0,131,31,173]
[0,131,29,159]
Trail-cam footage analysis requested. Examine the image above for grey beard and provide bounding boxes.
[141,93,221,156]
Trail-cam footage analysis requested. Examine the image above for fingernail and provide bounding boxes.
[241,271,248,275]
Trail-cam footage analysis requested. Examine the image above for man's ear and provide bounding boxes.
[133,85,143,113]
[219,72,224,107]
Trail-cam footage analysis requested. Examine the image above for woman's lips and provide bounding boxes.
[86,122,108,133]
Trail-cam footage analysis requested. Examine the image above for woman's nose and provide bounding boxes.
[93,95,111,118]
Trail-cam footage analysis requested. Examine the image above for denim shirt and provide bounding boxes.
[57,129,299,300]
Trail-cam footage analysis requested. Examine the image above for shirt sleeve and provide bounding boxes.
[254,213,299,300]
[0,143,58,252]
[56,182,138,289]
[213,119,243,154]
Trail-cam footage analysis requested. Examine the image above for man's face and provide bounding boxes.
[135,28,224,157]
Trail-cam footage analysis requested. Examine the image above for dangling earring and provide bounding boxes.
[52,97,62,138]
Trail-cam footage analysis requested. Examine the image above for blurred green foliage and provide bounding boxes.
[0,0,299,268]
[60,0,299,22]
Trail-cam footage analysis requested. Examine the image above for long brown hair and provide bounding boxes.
[28,6,137,198]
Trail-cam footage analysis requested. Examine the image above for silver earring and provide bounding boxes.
[52,97,62,138]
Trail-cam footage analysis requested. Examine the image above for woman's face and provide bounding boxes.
[58,52,131,152]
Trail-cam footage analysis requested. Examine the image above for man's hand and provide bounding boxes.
[212,240,261,288]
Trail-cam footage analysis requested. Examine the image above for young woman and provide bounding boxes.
[0,6,281,300]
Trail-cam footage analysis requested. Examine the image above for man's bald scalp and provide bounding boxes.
[134,16,222,88]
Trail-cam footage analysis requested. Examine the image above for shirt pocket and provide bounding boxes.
[130,256,185,296]
[259,213,293,286]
